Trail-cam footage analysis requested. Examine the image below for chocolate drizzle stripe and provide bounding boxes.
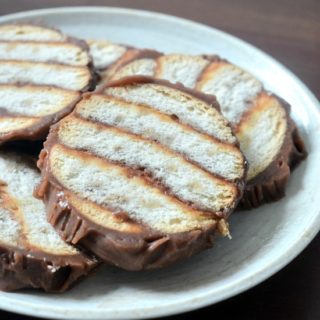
[0,60,96,93]
[0,40,91,66]
[0,39,90,49]
[116,49,162,68]
[104,48,161,80]
[67,113,241,185]
[0,59,92,72]
[0,83,83,93]
[196,55,223,83]
[0,88,79,117]
[56,136,238,215]
[155,54,210,87]
[83,91,238,149]
[86,40,129,71]
[99,76,239,147]
[49,143,223,220]
[196,58,240,90]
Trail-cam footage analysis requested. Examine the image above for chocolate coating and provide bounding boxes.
[102,75,224,115]
[43,184,217,271]
[0,243,98,292]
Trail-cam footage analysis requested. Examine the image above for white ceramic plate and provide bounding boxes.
[0,6,319,320]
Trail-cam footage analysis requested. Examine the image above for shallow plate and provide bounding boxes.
[0,6,319,320]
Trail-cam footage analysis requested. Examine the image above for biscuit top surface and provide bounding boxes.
[43,77,246,237]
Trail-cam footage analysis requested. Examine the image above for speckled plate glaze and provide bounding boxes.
[0,7,319,320]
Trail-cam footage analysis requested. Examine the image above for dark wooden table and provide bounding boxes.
[0,1,319,319]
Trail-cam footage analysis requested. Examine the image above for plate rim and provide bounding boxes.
[0,6,319,320]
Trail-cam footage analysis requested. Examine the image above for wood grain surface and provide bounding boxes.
[0,1,319,320]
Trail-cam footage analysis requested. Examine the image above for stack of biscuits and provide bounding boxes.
[0,25,306,292]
